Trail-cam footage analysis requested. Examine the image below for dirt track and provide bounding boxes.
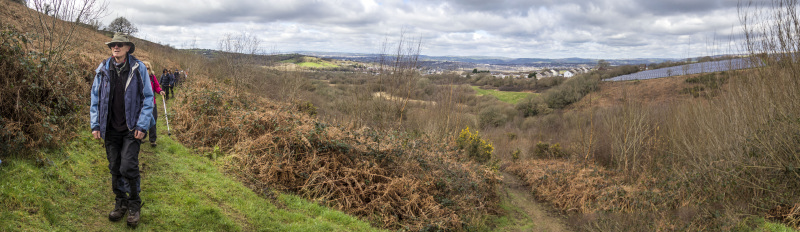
[501,172,570,232]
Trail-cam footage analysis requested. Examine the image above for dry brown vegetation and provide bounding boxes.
[0,0,108,155]
[157,29,504,231]
[493,1,800,230]
[169,65,500,230]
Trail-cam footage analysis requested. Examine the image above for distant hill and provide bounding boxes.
[295,51,683,67]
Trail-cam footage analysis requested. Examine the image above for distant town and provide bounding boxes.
[296,51,691,79]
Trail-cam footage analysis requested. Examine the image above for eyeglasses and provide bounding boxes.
[107,42,126,48]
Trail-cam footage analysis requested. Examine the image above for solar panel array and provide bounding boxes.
[605,58,758,81]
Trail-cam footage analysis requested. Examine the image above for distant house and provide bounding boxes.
[563,70,575,78]
[539,69,558,78]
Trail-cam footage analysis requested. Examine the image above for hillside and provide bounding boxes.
[496,66,800,231]
[0,1,506,231]
[0,1,379,231]
[568,74,704,110]
[566,70,743,111]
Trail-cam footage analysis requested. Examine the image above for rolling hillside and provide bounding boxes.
[0,1,378,231]
[0,1,503,231]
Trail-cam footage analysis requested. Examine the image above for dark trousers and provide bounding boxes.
[169,85,175,98]
[163,86,172,100]
[148,103,158,143]
[105,129,142,207]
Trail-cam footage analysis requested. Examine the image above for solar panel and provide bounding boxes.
[605,58,758,81]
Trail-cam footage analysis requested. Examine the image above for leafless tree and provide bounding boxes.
[217,31,262,94]
[376,30,422,124]
[25,0,109,87]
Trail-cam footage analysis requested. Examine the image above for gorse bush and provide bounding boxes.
[456,127,494,163]
[681,73,729,98]
[294,100,317,117]
[533,142,565,159]
[685,73,727,87]
[511,148,521,160]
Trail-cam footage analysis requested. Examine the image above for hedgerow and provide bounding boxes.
[0,27,90,156]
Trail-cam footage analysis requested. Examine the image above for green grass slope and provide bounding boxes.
[0,102,380,231]
[471,86,533,104]
[280,56,340,68]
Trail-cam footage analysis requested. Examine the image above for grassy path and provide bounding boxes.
[493,172,569,232]
[0,98,380,231]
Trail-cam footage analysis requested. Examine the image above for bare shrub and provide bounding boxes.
[375,31,422,125]
[543,74,600,109]
[26,0,108,64]
[216,31,261,95]
[601,102,661,175]
[516,95,552,117]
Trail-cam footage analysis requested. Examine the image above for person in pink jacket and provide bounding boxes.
[143,61,165,147]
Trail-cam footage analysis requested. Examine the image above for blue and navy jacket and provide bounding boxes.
[90,54,155,139]
[160,73,174,86]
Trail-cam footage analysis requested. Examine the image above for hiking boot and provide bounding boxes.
[126,202,141,228]
[150,141,157,147]
[108,199,128,222]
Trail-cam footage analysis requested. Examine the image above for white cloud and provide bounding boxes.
[99,0,755,58]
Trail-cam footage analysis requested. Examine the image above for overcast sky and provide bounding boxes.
[98,0,761,59]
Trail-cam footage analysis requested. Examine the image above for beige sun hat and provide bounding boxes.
[105,32,135,54]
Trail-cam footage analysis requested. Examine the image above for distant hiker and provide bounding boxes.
[173,69,181,93]
[143,61,165,147]
[160,68,174,100]
[90,32,154,228]
[177,70,185,86]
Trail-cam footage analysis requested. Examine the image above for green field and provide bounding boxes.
[298,62,339,68]
[471,86,534,104]
[280,57,340,68]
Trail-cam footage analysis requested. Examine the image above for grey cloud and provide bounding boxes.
[635,0,739,15]
[106,0,756,58]
[124,0,380,26]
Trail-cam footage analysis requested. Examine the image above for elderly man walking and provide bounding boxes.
[90,32,154,228]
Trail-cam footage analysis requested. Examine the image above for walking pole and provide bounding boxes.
[161,96,171,136]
